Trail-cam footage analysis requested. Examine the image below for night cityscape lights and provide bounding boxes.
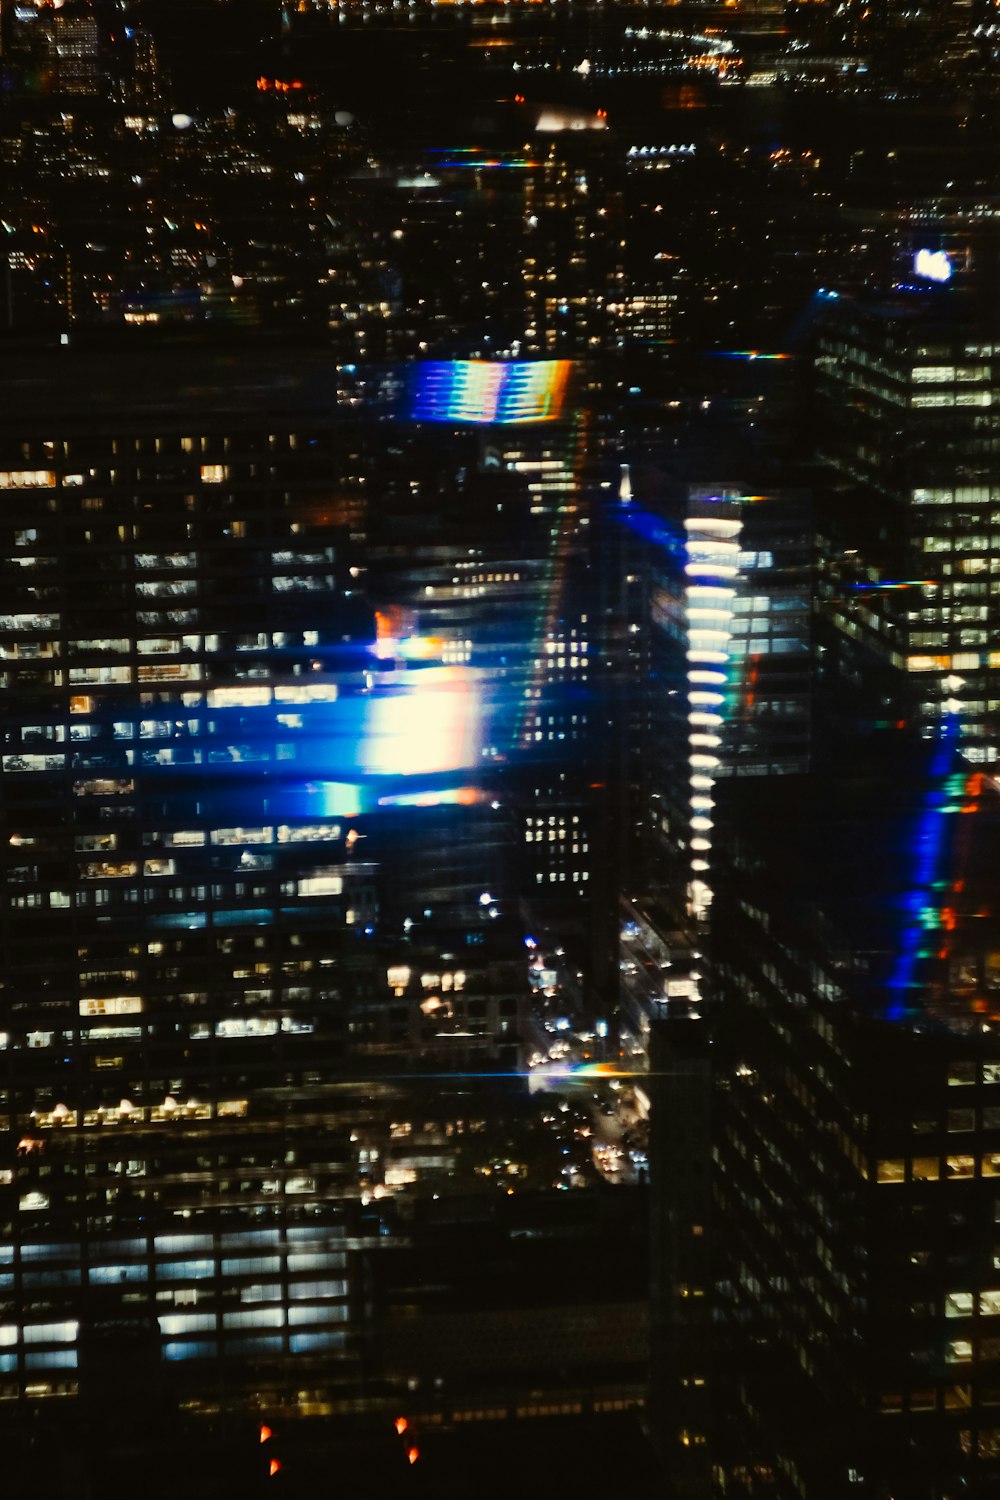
[1,0,1000,1495]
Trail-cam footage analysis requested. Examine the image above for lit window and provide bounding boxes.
[297,875,343,897]
[207,686,272,708]
[79,997,142,1017]
[23,1321,78,1343]
[0,470,55,489]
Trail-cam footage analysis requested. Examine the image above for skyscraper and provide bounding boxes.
[711,737,1000,1500]
[0,343,530,1412]
[693,236,1000,1500]
[815,273,1000,762]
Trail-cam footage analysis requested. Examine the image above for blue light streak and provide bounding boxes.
[885,714,962,1017]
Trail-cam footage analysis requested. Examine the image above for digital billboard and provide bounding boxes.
[410,360,571,424]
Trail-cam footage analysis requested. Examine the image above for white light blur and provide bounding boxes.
[686,562,738,579]
[913,248,953,283]
[363,666,481,776]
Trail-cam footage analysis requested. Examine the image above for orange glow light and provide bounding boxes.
[259,1425,273,1444]
[395,1417,408,1435]
[407,1446,420,1466]
[269,1458,282,1477]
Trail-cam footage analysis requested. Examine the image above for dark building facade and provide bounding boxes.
[711,744,1000,1500]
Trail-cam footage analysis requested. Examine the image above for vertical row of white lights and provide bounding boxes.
[684,510,743,922]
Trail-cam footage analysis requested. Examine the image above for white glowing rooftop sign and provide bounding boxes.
[913,248,953,283]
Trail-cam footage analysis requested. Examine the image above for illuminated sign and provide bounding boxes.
[411,361,571,424]
[913,248,953,284]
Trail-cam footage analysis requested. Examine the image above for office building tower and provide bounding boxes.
[0,343,527,1414]
[124,25,162,110]
[651,242,1000,1500]
[48,3,100,97]
[622,472,813,1491]
[711,735,1000,1500]
[614,470,813,942]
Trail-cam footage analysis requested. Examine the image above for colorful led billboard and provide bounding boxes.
[411,360,571,424]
